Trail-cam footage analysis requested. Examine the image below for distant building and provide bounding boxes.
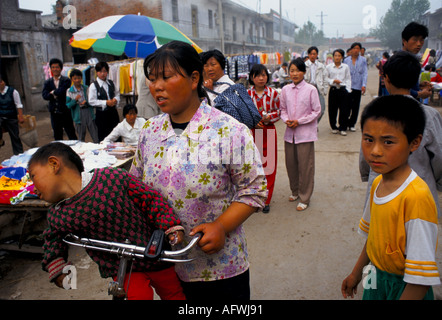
[422,8,442,52]
[0,0,72,112]
[69,0,298,55]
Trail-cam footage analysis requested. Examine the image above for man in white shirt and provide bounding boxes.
[305,46,328,123]
[0,77,24,155]
[89,62,120,141]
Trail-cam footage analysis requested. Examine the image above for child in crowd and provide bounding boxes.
[102,104,146,145]
[88,62,120,141]
[248,64,280,213]
[376,52,390,97]
[342,95,440,300]
[66,68,99,143]
[325,48,351,136]
[359,51,442,218]
[280,57,321,211]
[28,142,185,300]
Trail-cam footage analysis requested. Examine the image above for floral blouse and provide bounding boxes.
[129,99,268,282]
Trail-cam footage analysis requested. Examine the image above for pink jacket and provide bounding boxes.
[280,80,321,144]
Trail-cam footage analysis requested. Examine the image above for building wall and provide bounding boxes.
[69,0,163,27]
[2,28,66,112]
[426,9,442,52]
[1,0,70,112]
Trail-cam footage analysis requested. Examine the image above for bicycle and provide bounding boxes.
[63,230,202,299]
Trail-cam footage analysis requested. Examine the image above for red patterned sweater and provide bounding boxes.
[42,167,181,281]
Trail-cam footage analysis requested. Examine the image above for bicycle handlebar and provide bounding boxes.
[63,230,203,263]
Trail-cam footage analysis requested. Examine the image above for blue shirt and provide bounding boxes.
[344,56,368,90]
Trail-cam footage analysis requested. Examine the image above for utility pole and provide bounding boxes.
[316,11,327,33]
[279,0,282,52]
[218,0,225,53]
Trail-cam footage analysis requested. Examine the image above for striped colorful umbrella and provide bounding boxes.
[69,14,202,58]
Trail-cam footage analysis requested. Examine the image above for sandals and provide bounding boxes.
[296,202,308,211]
[289,195,309,211]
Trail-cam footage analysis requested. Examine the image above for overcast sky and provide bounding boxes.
[19,0,442,38]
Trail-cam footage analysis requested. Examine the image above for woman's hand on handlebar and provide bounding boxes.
[190,221,225,255]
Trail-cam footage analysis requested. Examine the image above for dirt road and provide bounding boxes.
[0,67,441,300]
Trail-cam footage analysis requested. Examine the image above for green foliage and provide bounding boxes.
[370,0,430,50]
[295,21,327,46]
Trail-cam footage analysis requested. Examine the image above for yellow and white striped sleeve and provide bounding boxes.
[404,218,440,285]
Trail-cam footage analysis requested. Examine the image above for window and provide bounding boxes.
[1,43,19,57]
[208,10,213,29]
[172,0,178,22]
[232,17,236,41]
[191,6,199,38]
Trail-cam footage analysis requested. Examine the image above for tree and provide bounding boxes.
[295,21,327,46]
[370,0,430,50]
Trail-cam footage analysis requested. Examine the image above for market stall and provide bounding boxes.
[0,141,136,253]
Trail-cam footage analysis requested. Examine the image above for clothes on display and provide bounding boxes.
[224,52,287,81]
[43,58,144,96]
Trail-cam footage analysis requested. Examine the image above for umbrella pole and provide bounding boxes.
[134,41,138,102]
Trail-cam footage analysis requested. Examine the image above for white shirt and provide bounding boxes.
[1,86,23,109]
[277,67,288,79]
[326,63,352,93]
[309,61,317,84]
[88,78,121,111]
[102,117,146,145]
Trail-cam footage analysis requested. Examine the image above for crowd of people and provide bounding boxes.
[1,20,441,301]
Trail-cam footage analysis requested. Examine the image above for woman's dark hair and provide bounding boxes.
[360,95,425,143]
[200,49,226,70]
[307,46,319,54]
[95,61,110,72]
[248,64,269,86]
[28,142,84,173]
[332,49,345,58]
[123,104,138,117]
[144,40,208,102]
[49,58,63,69]
[382,51,390,59]
[69,68,83,79]
[289,57,306,73]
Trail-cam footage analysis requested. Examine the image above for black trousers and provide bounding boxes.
[328,87,349,131]
[95,107,120,142]
[50,111,77,141]
[347,89,362,128]
[180,269,250,301]
[0,117,23,155]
